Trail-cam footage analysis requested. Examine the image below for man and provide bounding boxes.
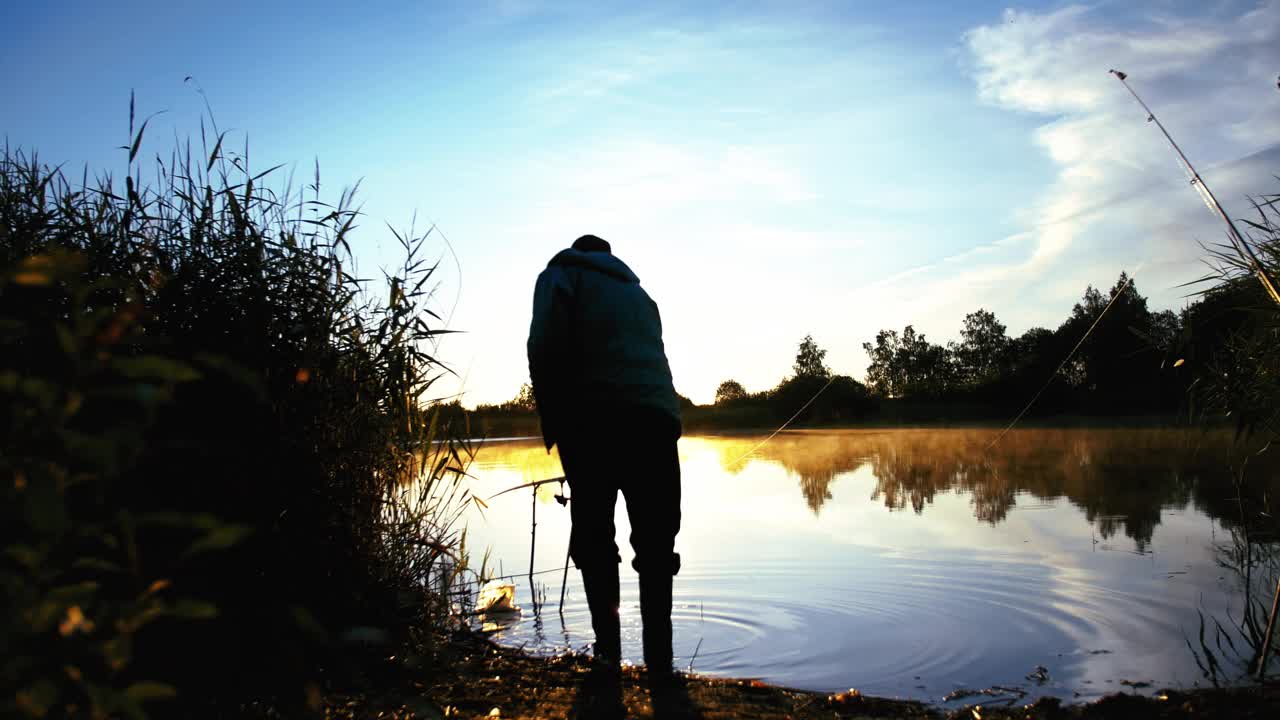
[527,234,682,683]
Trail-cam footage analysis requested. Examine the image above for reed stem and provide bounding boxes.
[1258,578,1280,679]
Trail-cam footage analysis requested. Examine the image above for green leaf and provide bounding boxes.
[290,605,327,639]
[25,474,68,534]
[103,633,133,670]
[193,353,267,401]
[110,356,201,383]
[207,131,226,172]
[129,117,151,163]
[125,681,178,703]
[16,680,58,716]
[71,557,123,574]
[168,599,219,619]
[48,581,100,604]
[183,525,252,557]
[340,625,391,645]
[135,511,222,530]
[5,544,43,569]
[55,323,77,357]
[58,430,122,474]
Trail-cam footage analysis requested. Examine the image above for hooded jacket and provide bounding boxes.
[527,248,681,449]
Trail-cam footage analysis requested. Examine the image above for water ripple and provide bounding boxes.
[481,548,1208,701]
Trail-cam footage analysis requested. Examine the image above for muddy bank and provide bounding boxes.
[311,631,1280,720]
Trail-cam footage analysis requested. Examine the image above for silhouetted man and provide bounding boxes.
[527,234,682,683]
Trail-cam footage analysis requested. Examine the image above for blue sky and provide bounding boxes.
[4,1,1278,405]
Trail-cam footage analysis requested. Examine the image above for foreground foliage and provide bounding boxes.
[1,110,475,716]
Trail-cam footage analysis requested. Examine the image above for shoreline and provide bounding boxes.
[319,630,1280,719]
[464,418,1233,445]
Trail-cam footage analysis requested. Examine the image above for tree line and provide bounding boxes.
[479,188,1279,434]
[669,266,1269,427]
[858,271,1184,416]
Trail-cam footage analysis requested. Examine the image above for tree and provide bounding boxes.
[1147,309,1181,358]
[794,334,830,379]
[1056,271,1155,404]
[862,325,955,398]
[714,379,747,405]
[863,329,906,397]
[511,382,536,412]
[955,309,1010,387]
[769,374,873,424]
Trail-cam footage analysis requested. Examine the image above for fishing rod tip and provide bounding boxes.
[1108,69,1128,80]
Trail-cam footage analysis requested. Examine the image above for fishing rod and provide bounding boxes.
[1109,69,1280,305]
[486,373,840,500]
[723,374,838,467]
[987,68,1278,448]
[486,475,564,502]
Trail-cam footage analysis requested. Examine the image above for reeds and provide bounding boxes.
[1,100,477,716]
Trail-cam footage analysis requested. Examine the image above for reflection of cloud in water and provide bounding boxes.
[717,428,1276,552]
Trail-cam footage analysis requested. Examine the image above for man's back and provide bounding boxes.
[527,243,680,447]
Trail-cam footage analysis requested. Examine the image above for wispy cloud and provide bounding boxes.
[917,3,1277,320]
[822,2,1280,376]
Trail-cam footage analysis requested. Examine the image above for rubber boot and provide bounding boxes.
[638,571,674,677]
[580,562,621,673]
[642,571,698,718]
[579,562,625,718]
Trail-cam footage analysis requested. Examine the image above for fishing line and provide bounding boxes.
[432,221,465,333]
[986,69,1265,449]
[986,273,1135,450]
[484,563,576,582]
[723,374,838,468]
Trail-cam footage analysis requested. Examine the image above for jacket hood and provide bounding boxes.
[547,248,640,283]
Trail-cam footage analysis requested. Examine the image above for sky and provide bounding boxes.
[3,1,1278,406]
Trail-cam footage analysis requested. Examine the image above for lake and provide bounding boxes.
[460,427,1279,706]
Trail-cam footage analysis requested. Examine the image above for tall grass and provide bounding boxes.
[1196,189,1280,440]
[1,102,478,716]
[1183,191,1280,682]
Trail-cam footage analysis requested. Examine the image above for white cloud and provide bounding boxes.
[821,3,1280,377]
[937,2,1280,326]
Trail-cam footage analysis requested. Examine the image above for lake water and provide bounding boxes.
[460,428,1278,706]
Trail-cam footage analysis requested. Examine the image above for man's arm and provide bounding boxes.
[527,266,573,450]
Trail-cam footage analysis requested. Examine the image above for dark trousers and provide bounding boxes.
[557,406,681,668]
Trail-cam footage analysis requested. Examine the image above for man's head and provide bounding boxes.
[571,234,611,254]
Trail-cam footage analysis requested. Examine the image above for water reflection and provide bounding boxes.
[1187,469,1279,683]
[464,428,1279,700]
[716,429,1272,553]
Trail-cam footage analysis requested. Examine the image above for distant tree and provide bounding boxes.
[955,309,1010,387]
[475,382,538,414]
[1147,309,1181,358]
[511,382,536,411]
[714,379,748,404]
[863,329,906,397]
[794,334,831,379]
[1057,271,1155,403]
[862,325,955,398]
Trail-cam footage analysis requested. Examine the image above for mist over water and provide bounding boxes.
[463,428,1278,705]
